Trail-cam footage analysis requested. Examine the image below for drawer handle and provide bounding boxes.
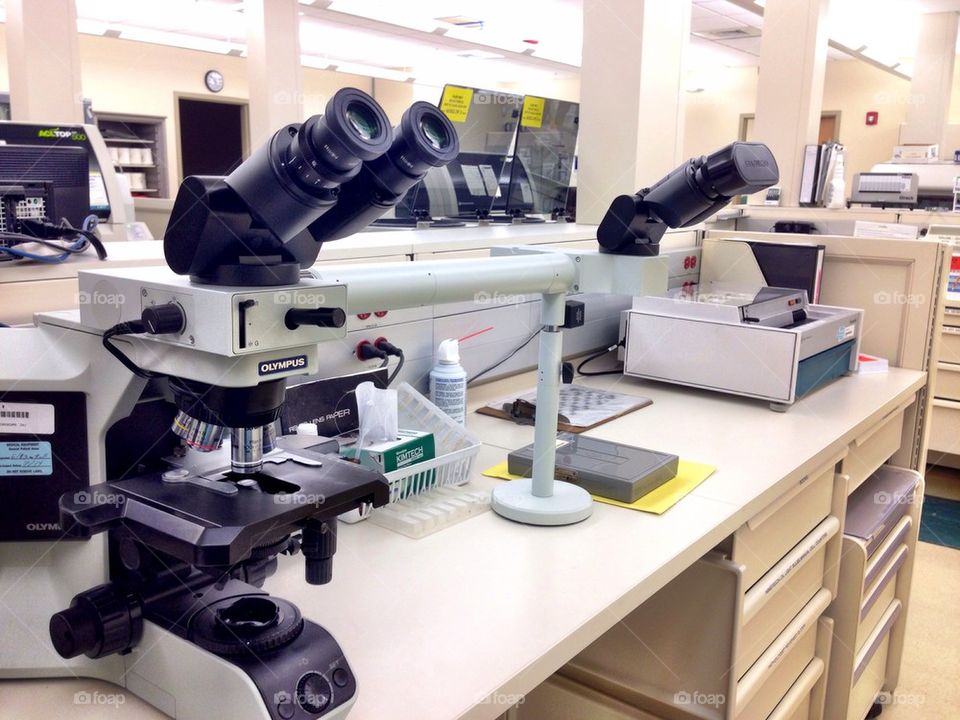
[736,588,831,712]
[861,545,908,621]
[863,515,913,586]
[766,658,825,720]
[853,599,902,684]
[743,516,840,624]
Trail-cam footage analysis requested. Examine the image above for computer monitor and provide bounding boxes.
[0,122,143,240]
[0,144,90,232]
[505,96,579,217]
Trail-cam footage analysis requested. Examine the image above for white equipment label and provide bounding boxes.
[0,402,55,434]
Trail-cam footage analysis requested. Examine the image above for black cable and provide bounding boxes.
[467,328,542,385]
[576,341,625,377]
[102,321,162,379]
[386,351,405,386]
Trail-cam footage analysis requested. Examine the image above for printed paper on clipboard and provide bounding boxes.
[477,385,652,432]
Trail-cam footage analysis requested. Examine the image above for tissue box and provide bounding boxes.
[341,430,435,473]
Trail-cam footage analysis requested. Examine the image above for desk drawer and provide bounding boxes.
[857,545,906,653]
[940,326,960,364]
[736,589,831,719]
[509,674,664,720]
[736,517,839,679]
[935,362,960,402]
[766,658,824,720]
[863,514,912,588]
[732,463,835,590]
[848,600,901,720]
[842,403,910,492]
[930,400,960,454]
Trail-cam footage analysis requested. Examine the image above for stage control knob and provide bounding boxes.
[141,303,186,335]
[285,307,346,331]
[296,672,332,714]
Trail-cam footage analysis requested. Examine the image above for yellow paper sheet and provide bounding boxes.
[482,459,716,515]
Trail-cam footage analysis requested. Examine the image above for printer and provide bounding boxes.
[621,284,863,410]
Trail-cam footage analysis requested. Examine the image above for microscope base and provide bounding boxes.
[491,478,593,526]
[123,620,357,720]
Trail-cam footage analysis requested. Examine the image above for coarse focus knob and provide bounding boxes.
[141,303,186,335]
[49,584,143,659]
[285,307,347,330]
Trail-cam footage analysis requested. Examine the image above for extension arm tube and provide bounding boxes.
[310,253,577,313]
[311,251,585,524]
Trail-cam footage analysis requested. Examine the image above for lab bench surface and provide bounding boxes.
[0,367,925,720]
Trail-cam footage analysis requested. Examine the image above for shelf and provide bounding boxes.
[97,111,168,199]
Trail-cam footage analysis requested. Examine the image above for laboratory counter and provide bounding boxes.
[0,366,926,720]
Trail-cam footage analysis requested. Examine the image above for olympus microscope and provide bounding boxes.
[0,85,778,720]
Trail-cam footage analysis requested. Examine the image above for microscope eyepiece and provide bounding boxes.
[282,89,393,194]
[303,101,460,243]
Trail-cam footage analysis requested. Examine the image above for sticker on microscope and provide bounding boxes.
[0,441,53,476]
[0,402,55,434]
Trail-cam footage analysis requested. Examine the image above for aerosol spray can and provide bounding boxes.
[429,338,467,425]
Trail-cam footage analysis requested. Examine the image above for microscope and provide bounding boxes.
[0,81,777,719]
[0,88,461,720]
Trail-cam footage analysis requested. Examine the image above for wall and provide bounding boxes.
[821,59,912,185]
[683,65,758,157]
[681,58,919,194]
[79,35,371,193]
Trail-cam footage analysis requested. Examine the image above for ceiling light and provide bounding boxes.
[116,27,240,54]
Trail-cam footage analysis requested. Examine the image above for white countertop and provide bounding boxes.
[0,366,925,720]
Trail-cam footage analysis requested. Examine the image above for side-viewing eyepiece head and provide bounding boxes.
[598,141,779,257]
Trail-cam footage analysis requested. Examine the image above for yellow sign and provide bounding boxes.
[440,86,473,123]
[520,96,545,128]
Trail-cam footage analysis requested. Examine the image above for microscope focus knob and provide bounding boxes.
[141,303,186,335]
[49,584,143,659]
[285,307,346,331]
